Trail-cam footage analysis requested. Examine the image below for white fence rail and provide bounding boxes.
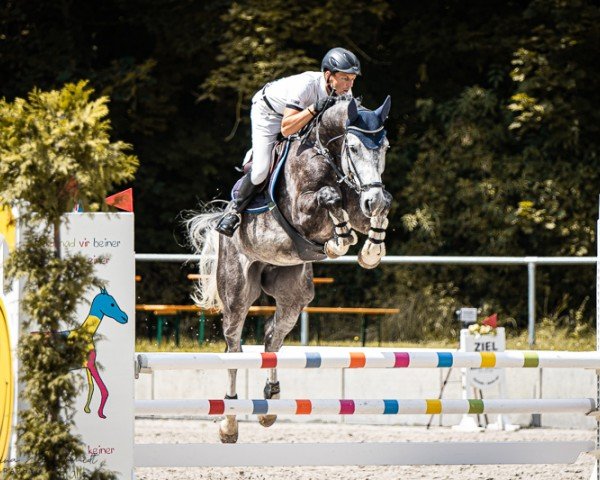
[135,253,597,346]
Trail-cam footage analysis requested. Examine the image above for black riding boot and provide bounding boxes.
[215,173,262,237]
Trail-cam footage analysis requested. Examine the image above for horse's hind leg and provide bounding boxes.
[316,186,358,258]
[259,264,315,427]
[219,257,262,443]
[220,319,245,443]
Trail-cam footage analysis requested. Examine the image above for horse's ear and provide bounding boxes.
[100,287,107,294]
[347,98,359,125]
[375,95,391,123]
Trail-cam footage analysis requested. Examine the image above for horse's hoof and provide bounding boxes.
[84,406,91,414]
[219,430,239,443]
[324,243,340,259]
[219,418,238,443]
[258,414,277,428]
[358,253,381,269]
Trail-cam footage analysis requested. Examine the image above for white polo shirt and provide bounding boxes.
[259,71,328,115]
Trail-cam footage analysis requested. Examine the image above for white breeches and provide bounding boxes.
[249,96,282,185]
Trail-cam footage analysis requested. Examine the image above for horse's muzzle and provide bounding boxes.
[360,187,390,217]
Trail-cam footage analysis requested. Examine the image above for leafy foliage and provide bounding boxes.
[201,0,390,104]
[0,81,138,224]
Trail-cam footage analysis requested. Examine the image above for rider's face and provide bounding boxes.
[327,72,357,95]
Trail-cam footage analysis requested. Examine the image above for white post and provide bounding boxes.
[61,213,135,479]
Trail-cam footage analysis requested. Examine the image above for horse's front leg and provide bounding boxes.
[358,191,392,269]
[316,186,358,258]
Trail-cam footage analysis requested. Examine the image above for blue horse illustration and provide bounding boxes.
[65,287,127,419]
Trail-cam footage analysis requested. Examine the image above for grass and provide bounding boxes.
[135,321,597,352]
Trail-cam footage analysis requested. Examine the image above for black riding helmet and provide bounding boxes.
[321,47,361,75]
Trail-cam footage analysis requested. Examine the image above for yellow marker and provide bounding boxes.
[480,352,496,368]
[425,399,442,414]
[0,296,14,466]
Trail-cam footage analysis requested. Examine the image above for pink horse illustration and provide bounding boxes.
[66,287,128,419]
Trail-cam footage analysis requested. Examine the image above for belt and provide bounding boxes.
[261,85,282,117]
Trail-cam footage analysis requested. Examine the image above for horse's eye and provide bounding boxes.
[349,145,358,154]
[111,303,115,307]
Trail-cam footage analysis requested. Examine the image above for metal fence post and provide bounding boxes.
[527,262,536,347]
[300,311,309,346]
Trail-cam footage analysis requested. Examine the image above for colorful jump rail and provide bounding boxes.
[137,350,600,372]
[136,397,596,416]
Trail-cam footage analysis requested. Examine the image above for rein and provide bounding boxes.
[310,109,385,195]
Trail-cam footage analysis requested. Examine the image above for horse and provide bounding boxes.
[64,287,128,419]
[187,95,393,442]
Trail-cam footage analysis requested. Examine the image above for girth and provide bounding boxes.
[267,139,327,262]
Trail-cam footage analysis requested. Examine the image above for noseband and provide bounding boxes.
[312,113,385,195]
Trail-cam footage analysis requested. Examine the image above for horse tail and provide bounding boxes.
[185,202,226,310]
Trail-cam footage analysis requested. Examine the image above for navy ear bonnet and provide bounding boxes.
[346,96,391,150]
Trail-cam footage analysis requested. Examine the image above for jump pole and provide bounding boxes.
[137,350,600,371]
[136,397,596,416]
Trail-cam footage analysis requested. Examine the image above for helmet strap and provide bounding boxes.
[324,71,337,96]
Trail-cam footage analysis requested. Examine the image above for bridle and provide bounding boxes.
[311,111,386,195]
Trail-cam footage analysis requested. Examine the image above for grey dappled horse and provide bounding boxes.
[187,96,392,443]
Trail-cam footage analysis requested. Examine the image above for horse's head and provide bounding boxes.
[91,287,128,324]
[318,96,392,217]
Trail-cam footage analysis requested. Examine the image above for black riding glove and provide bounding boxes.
[314,96,336,113]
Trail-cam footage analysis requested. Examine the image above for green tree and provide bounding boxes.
[391,0,600,334]
[0,81,138,479]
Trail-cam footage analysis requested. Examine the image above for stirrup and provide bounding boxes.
[215,212,241,237]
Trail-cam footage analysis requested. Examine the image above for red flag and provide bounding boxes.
[482,313,498,328]
[106,188,133,212]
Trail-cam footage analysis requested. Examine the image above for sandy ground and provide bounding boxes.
[135,417,596,480]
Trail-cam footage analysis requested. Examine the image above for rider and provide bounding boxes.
[215,47,361,237]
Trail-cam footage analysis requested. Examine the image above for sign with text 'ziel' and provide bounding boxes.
[460,328,506,390]
[60,213,134,479]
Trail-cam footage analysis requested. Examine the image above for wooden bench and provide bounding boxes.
[135,304,399,347]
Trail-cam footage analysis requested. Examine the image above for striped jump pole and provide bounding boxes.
[136,397,596,416]
[137,350,600,372]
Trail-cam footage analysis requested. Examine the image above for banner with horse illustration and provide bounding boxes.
[60,213,134,479]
